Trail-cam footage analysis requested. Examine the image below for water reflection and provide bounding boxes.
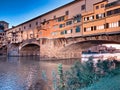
[0,56,77,90]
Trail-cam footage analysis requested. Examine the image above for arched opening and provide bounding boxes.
[61,40,120,59]
[20,44,40,56]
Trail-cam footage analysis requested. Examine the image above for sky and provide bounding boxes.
[0,0,74,28]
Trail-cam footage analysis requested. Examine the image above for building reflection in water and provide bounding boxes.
[0,56,79,90]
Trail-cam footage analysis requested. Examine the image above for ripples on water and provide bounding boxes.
[0,56,78,90]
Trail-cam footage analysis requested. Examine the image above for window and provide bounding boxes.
[24,26,26,29]
[109,22,119,28]
[84,28,86,32]
[94,26,96,30]
[67,29,72,34]
[97,25,104,30]
[54,15,56,19]
[30,34,33,38]
[105,1,119,8]
[84,17,87,21]
[91,26,94,31]
[44,19,46,22]
[81,4,86,10]
[86,27,91,32]
[96,14,99,19]
[101,4,104,8]
[114,8,120,14]
[75,26,80,33]
[0,25,4,30]
[87,17,89,20]
[66,21,72,26]
[19,28,21,30]
[89,16,94,21]
[96,6,99,9]
[107,10,113,16]
[65,11,69,15]
[58,16,64,22]
[59,24,65,28]
[29,24,31,28]
[105,23,109,28]
[61,30,67,35]
[36,22,38,25]
[96,13,105,19]
[107,8,120,16]
[73,14,81,23]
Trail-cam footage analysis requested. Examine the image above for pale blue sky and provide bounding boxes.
[0,0,74,27]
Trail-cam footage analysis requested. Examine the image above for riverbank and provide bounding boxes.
[82,53,120,62]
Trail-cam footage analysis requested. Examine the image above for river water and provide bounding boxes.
[0,53,120,90]
[0,56,78,90]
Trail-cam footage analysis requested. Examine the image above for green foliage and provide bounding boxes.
[57,57,120,90]
[81,74,120,90]
[58,63,65,90]
[64,58,98,90]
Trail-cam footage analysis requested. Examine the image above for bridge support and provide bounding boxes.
[7,44,20,56]
[40,39,82,59]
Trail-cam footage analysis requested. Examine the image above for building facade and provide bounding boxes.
[1,0,120,58]
[0,21,9,46]
[5,0,119,42]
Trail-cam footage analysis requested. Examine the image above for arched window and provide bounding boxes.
[75,26,80,33]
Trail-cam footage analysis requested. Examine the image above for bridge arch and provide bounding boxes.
[19,39,40,56]
[63,40,120,51]
[59,39,120,58]
[19,43,40,56]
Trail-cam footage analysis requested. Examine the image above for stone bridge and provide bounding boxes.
[5,34,120,59]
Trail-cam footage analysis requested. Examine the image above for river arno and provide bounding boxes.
[0,53,120,90]
[0,56,78,90]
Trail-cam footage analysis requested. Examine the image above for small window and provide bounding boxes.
[106,23,109,28]
[65,11,69,15]
[87,17,89,20]
[58,16,64,22]
[96,14,99,19]
[81,4,86,10]
[84,28,86,32]
[94,26,96,30]
[96,6,99,9]
[107,10,112,16]
[59,24,65,28]
[19,28,21,30]
[36,22,38,25]
[44,19,46,22]
[24,26,26,29]
[29,24,31,27]
[54,15,56,19]
[91,26,93,31]
[101,4,104,8]
[66,21,72,26]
